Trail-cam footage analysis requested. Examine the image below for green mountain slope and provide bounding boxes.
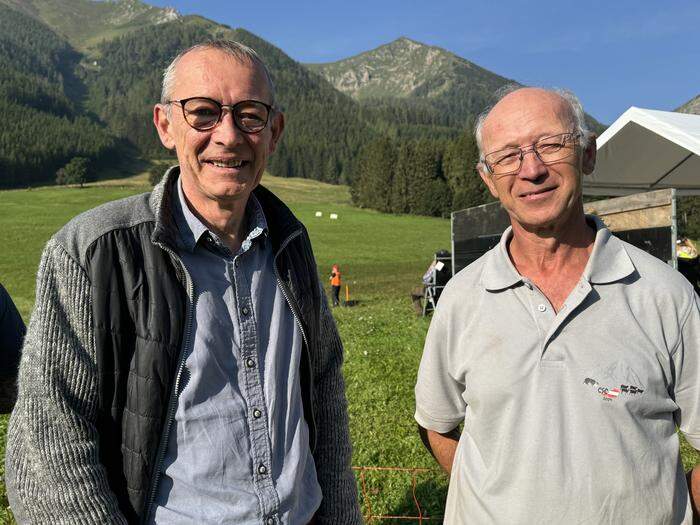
[0,3,118,188]
[308,37,605,133]
[0,0,180,53]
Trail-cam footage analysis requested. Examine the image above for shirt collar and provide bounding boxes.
[173,177,268,254]
[481,214,636,291]
[582,215,636,284]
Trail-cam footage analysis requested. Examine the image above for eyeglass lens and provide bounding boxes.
[486,133,576,176]
[181,98,270,133]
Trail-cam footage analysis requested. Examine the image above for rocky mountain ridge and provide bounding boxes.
[307,36,514,102]
[676,94,700,115]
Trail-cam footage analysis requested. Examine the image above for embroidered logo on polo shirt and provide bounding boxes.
[582,361,645,402]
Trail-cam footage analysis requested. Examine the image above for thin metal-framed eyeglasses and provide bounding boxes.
[167,97,273,133]
[483,132,580,177]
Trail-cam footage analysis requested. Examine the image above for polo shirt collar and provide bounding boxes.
[481,214,636,291]
[481,227,525,291]
[173,177,268,254]
[582,215,636,284]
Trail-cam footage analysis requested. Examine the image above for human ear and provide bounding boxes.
[478,163,499,199]
[153,104,176,150]
[267,111,285,154]
[581,134,597,175]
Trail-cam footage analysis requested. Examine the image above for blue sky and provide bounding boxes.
[147,0,700,124]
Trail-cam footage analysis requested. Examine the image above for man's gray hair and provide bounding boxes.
[160,40,276,109]
[474,84,591,161]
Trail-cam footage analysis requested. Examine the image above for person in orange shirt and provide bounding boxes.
[329,264,341,307]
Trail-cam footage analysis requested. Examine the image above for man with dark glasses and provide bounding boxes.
[6,40,360,524]
[415,86,700,523]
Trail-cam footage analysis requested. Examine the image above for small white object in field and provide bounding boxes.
[435,261,445,271]
[315,211,322,217]
[363,351,368,356]
[330,213,338,220]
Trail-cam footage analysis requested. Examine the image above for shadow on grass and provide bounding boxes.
[383,478,447,524]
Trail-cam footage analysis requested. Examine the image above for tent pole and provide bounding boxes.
[651,153,693,188]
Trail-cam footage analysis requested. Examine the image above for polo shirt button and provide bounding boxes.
[258,463,267,475]
[253,408,262,418]
[242,306,250,316]
[266,517,275,525]
[246,358,256,368]
[537,304,547,312]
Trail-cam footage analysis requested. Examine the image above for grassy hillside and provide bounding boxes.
[0,173,452,522]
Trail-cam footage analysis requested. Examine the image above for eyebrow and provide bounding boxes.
[494,131,569,150]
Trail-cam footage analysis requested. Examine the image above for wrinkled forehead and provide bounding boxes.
[173,48,273,99]
[482,89,573,151]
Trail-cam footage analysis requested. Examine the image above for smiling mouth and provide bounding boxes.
[520,187,556,200]
[204,159,248,169]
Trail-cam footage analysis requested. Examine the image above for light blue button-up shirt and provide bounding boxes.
[151,180,322,524]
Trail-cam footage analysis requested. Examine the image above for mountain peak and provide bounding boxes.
[307,37,511,102]
[676,94,700,115]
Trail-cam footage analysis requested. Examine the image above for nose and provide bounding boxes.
[517,146,547,181]
[211,108,245,146]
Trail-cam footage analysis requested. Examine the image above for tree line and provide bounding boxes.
[350,130,493,217]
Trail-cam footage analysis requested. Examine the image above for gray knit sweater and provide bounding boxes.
[5,175,362,524]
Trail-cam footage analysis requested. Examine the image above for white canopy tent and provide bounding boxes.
[584,107,700,196]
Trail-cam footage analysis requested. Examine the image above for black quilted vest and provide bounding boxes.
[85,182,321,523]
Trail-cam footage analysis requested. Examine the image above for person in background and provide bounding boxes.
[6,40,360,524]
[415,86,700,523]
[330,264,341,307]
[0,283,25,413]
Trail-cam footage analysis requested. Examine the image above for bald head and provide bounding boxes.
[475,86,589,160]
[161,40,276,107]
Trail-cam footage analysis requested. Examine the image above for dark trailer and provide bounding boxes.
[451,189,678,277]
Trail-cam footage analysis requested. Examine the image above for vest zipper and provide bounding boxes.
[272,229,317,449]
[142,244,195,524]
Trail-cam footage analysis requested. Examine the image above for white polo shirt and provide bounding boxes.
[415,216,700,524]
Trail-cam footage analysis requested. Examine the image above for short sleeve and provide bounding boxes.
[672,291,700,450]
[414,309,467,433]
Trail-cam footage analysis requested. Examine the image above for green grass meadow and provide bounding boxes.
[0,174,452,523]
[1,174,699,524]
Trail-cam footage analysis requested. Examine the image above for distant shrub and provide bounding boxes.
[56,157,91,187]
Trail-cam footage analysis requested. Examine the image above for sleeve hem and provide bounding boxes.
[414,408,462,433]
[682,432,700,451]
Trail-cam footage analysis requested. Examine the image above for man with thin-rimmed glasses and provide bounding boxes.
[6,40,361,524]
[415,86,700,523]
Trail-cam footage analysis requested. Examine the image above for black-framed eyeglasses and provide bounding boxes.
[483,132,580,177]
[167,97,273,133]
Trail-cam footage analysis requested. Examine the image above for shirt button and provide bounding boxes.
[258,464,267,475]
[253,408,262,418]
[241,306,250,316]
[537,304,547,312]
[246,357,256,368]
[266,517,275,525]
